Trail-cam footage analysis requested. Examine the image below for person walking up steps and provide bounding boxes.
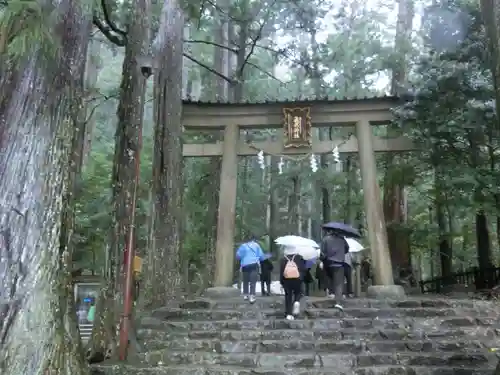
[320,228,348,310]
[303,259,315,296]
[343,251,354,298]
[236,235,265,304]
[260,254,274,296]
[280,251,306,320]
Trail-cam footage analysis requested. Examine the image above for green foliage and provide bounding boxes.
[395,0,500,273]
[0,0,59,61]
[75,0,500,283]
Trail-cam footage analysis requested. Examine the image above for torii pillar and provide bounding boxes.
[213,124,239,288]
[355,119,405,298]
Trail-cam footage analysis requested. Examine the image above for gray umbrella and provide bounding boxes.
[322,222,361,238]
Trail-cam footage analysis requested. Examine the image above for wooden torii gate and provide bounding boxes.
[182,96,415,291]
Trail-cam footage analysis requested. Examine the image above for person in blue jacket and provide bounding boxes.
[236,235,265,304]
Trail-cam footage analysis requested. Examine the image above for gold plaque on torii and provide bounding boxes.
[283,107,312,148]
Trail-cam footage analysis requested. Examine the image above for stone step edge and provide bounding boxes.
[145,338,490,348]
[153,307,499,316]
[141,316,496,326]
[189,296,496,303]
[140,349,494,359]
[93,364,497,371]
[139,327,496,337]
[157,307,497,312]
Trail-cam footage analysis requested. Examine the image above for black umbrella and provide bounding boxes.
[322,222,361,238]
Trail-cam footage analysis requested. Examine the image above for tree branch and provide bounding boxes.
[253,42,308,68]
[246,61,286,84]
[184,39,238,53]
[237,1,277,78]
[238,20,266,78]
[99,0,127,39]
[183,53,235,84]
[203,0,247,23]
[93,16,126,46]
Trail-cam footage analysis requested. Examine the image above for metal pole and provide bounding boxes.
[118,124,143,361]
[428,206,434,279]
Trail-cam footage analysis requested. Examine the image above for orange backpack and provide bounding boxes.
[283,255,300,279]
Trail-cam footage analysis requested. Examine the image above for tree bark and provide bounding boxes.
[482,0,500,348]
[269,156,280,254]
[436,196,452,280]
[344,156,356,223]
[143,0,184,308]
[0,0,91,374]
[467,130,493,287]
[202,2,230,286]
[476,210,492,288]
[82,39,102,165]
[288,176,301,233]
[88,0,150,358]
[480,0,500,134]
[383,0,414,283]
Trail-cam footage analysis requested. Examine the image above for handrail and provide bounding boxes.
[419,266,500,293]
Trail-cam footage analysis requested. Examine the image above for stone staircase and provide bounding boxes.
[94,296,500,375]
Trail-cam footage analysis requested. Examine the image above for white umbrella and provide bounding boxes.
[282,245,320,260]
[345,237,367,253]
[275,235,319,248]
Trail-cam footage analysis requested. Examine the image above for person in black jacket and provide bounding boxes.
[280,252,306,320]
[320,229,348,310]
[303,259,315,296]
[315,260,328,295]
[260,256,274,296]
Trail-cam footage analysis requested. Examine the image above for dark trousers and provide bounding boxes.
[242,263,258,295]
[344,264,353,295]
[260,274,271,295]
[283,278,302,316]
[327,266,344,302]
[316,267,327,292]
[304,269,313,296]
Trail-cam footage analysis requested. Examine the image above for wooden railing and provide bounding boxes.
[419,266,500,294]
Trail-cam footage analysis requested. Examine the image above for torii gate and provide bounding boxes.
[181,96,415,295]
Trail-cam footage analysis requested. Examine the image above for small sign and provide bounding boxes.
[133,255,143,274]
[283,107,312,148]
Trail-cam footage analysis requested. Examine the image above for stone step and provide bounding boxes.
[138,326,499,344]
[93,364,496,375]
[356,367,496,375]
[179,297,498,311]
[140,316,498,333]
[151,307,498,321]
[139,351,496,368]
[142,338,487,353]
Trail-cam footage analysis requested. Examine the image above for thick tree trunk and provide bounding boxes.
[467,130,493,287]
[288,177,301,232]
[88,0,150,358]
[384,0,414,283]
[264,155,272,239]
[344,156,353,223]
[480,0,500,134]
[202,2,230,286]
[269,156,280,254]
[476,211,493,288]
[320,132,331,224]
[82,39,102,165]
[143,0,184,308]
[481,0,500,308]
[436,199,452,280]
[0,0,91,374]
